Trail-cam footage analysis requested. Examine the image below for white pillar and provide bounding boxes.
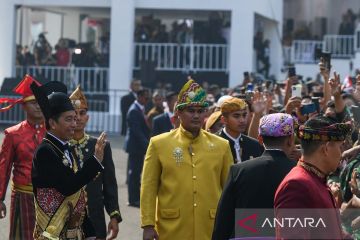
[109,0,134,90]
[63,10,80,41]
[228,8,254,87]
[0,2,16,84]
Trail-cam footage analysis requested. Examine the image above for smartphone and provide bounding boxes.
[311,97,321,113]
[301,103,316,115]
[351,105,360,124]
[355,169,360,191]
[288,67,296,78]
[312,92,324,98]
[322,51,332,71]
[245,91,253,102]
[246,83,254,92]
[315,48,332,71]
[291,84,302,98]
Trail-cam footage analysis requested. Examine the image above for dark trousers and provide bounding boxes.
[127,152,144,203]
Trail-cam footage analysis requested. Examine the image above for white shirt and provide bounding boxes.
[47,132,104,170]
[47,132,73,168]
[166,111,174,119]
[223,128,242,163]
[134,100,145,112]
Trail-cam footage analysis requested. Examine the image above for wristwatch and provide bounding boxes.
[109,210,122,223]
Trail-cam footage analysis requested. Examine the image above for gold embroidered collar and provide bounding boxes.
[298,160,326,179]
[69,133,89,145]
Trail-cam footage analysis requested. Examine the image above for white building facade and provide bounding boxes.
[0,0,283,89]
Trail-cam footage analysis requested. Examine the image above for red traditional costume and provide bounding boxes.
[274,118,352,240]
[0,75,45,240]
[274,164,343,239]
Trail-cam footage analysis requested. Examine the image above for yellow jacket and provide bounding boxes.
[141,125,233,240]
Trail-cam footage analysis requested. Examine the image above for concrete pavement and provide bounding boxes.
[0,132,142,240]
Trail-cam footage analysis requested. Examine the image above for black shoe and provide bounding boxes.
[127,201,140,208]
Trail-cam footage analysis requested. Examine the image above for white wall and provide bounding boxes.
[295,59,351,81]
[44,12,62,47]
[0,2,16,82]
[62,10,80,41]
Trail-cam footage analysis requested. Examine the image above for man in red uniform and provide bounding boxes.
[274,116,352,239]
[0,75,45,240]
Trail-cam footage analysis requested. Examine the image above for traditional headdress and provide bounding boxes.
[297,116,352,141]
[220,97,247,114]
[205,111,222,131]
[176,78,208,110]
[0,74,41,111]
[30,81,74,121]
[69,85,88,109]
[259,113,298,137]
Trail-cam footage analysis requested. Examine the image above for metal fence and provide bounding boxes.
[0,89,127,134]
[133,43,229,72]
[15,66,109,93]
[323,35,354,58]
[291,40,323,63]
[290,35,355,64]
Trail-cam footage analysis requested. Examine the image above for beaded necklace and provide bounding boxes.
[69,134,90,169]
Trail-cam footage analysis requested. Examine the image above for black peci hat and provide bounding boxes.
[30,81,74,120]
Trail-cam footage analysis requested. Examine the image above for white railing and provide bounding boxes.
[289,35,355,64]
[133,43,229,72]
[15,65,109,93]
[291,40,323,63]
[323,35,354,58]
[0,89,128,134]
[356,30,360,51]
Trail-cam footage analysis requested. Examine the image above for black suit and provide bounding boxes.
[152,112,173,136]
[120,92,136,136]
[124,102,150,204]
[72,136,121,238]
[32,133,103,237]
[32,133,103,196]
[219,129,264,163]
[212,150,296,240]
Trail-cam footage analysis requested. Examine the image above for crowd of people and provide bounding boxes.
[16,33,110,68]
[3,55,360,239]
[135,12,229,44]
[120,57,360,239]
[283,8,360,46]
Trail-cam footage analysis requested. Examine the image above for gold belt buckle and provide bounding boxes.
[66,227,81,239]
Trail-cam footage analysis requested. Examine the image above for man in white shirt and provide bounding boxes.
[218,97,264,163]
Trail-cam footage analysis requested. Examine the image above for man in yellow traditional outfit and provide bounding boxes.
[140,78,233,240]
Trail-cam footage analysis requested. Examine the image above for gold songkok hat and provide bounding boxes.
[69,85,88,109]
[220,97,247,114]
